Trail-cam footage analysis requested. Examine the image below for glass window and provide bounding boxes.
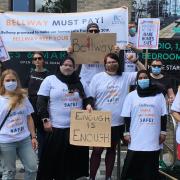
[13,0,29,11]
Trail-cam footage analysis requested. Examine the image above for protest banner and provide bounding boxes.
[0,7,128,52]
[137,18,160,49]
[0,36,10,61]
[70,109,111,147]
[71,32,116,64]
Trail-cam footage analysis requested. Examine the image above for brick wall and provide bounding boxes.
[77,0,132,21]
[0,0,10,12]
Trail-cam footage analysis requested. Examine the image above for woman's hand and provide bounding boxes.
[43,120,53,132]
[159,134,166,144]
[86,104,93,113]
[31,138,38,150]
[124,135,131,144]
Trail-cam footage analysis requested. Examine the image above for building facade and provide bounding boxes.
[0,0,132,16]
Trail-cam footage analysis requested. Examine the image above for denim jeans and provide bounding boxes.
[0,136,37,180]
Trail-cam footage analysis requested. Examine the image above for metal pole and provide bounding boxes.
[117,141,121,180]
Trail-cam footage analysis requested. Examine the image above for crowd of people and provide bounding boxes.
[0,21,179,180]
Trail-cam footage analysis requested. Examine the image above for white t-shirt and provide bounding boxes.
[89,72,137,126]
[37,75,84,128]
[0,96,34,143]
[124,34,137,72]
[171,90,180,144]
[121,90,167,151]
[80,64,105,85]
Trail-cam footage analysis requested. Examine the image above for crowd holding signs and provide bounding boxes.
[0,7,175,148]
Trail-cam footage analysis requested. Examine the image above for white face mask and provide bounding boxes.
[4,81,17,92]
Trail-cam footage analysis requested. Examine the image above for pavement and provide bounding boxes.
[14,148,127,180]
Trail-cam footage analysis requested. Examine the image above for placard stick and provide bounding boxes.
[145,49,148,69]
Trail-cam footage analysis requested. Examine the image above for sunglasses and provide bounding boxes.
[88,29,100,33]
[33,57,43,61]
[151,65,162,68]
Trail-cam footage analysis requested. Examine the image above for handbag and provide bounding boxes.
[0,109,12,131]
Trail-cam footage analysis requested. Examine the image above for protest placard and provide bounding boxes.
[0,36,10,61]
[137,18,160,49]
[70,109,111,147]
[71,32,116,64]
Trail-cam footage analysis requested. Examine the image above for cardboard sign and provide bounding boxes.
[71,32,116,64]
[137,18,160,49]
[0,36,10,61]
[70,109,111,147]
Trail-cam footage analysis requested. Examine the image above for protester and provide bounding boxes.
[171,87,180,164]
[88,53,145,180]
[121,70,167,180]
[78,23,105,85]
[150,59,175,104]
[36,56,93,180]
[0,61,6,178]
[0,69,38,180]
[26,52,50,159]
[68,22,119,85]
[124,22,143,72]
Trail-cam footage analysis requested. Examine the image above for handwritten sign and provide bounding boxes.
[70,109,111,147]
[137,18,160,49]
[0,36,10,61]
[71,32,116,64]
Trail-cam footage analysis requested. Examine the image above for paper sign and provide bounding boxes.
[137,18,160,49]
[71,32,116,64]
[0,36,10,61]
[70,109,111,147]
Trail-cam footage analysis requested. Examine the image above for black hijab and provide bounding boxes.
[55,56,85,98]
[136,70,161,97]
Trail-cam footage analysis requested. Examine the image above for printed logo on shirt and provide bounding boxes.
[106,84,120,104]
[138,103,157,125]
[6,116,25,135]
[62,88,81,109]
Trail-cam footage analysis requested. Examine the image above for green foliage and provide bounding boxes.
[37,0,70,13]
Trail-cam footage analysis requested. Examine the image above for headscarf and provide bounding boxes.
[136,70,162,97]
[55,56,85,98]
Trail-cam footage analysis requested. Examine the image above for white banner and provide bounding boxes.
[137,18,160,49]
[0,7,128,52]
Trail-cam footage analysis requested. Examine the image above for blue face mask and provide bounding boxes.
[4,81,17,92]
[151,67,161,75]
[138,79,150,89]
[129,27,136,35]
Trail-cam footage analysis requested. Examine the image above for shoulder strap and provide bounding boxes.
[0,109,12,131]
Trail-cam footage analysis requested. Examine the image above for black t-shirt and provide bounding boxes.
[151,75,172,96]
[27,70,50,97]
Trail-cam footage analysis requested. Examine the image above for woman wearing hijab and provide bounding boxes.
[88,53,145,180]
[121,70,167,180]
[36,56,93,180]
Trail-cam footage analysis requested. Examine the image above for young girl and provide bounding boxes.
[121,70,167,180]
[0,69,38,180]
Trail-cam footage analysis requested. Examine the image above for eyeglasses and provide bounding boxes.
[88,29,100,33]
[33,57,43,61]
[151,65,162,68]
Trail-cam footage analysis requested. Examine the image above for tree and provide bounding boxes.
[37,0,70,13]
